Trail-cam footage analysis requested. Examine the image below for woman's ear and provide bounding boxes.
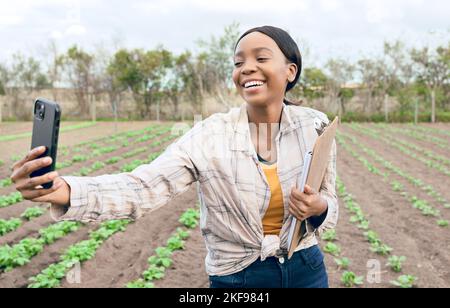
[287,63,298,83]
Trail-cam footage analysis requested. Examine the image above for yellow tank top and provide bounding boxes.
[260,162,284,236]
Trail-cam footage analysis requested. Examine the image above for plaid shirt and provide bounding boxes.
[52,103,338,276]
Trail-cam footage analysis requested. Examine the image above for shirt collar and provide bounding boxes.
[233,102,297,135]
[230,102,298,153]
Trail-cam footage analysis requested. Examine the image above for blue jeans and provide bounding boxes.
[209,245,328,288]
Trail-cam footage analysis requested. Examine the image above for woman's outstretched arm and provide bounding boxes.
[52,139,200,222]
[11,128,200,223]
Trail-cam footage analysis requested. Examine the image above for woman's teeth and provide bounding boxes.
[244,81,265,88]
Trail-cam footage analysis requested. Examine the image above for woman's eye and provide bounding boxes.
[233,58,267,67]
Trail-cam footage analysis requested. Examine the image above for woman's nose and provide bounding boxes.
[241,60,258,74]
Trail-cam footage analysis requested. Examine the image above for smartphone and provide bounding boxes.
[30,98,61,189]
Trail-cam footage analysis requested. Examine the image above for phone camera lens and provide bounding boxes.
[36,102,45,119]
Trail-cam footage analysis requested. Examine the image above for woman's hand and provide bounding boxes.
[10,146,71,207]
[289,184,328,221]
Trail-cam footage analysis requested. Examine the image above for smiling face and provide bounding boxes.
[232,31,298,108]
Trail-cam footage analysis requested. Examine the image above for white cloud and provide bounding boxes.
[319,0,341,12]
[365,0,427,24]
[50,30,64,40]
[133,0,309,14]
[366,0,389,23]
[65,24,87,36]
[192,0,310,13]
[0,15,23,27]
[0,0,79,27]
[0,0,30,27]
[0,0,448,65]
[131,0,174,14]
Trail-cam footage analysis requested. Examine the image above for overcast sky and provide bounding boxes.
[0,0,449,67]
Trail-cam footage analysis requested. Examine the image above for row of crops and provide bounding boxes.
[1,121,449,288]
[321,123,450,288]
[0,123,191,288]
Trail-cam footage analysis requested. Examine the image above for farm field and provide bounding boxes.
[0,122,449,288]
[0,122,157,163]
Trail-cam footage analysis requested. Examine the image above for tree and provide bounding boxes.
[92,44,121,131]
[89,45,118,123]
[61,45,95,120]
[300,67,328,101]
[325,59,355,117]
[108,47,173,120]
[379,41,407,122]
[191,52,214,115]
[6,53,43,119]
[395,81,425,124]
[140,47,173,120]
[436,43,450,111]
[44,40,64,101]
[163,51,191,119]
[0,63,7,123]
[410,45,449,123]
[196,22,241,109]
[356,58,383,114]
[108,49,140,123]
[338,87,355,116]
[166,50,210,118]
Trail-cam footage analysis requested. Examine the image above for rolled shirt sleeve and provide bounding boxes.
[50,129,200,223]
